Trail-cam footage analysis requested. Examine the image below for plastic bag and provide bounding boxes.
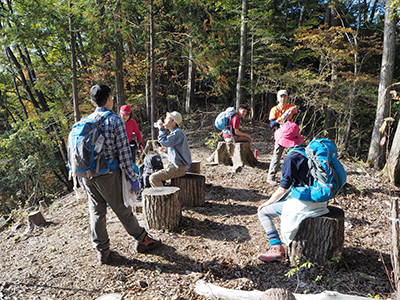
[121,168,136,207]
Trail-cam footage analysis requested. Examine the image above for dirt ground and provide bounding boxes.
[0,112,398,299]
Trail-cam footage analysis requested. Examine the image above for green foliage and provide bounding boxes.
[204,132,221,149]
[285,256,314,278]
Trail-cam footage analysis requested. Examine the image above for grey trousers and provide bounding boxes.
[267,141,285,180]
[149,163,187,187]
[82,168,146,251]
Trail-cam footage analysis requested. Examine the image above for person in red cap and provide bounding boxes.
[120,105,143,163]
[257,124,328,263]
[267,90,306,185]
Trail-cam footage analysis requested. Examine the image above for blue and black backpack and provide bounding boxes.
[68,111,118,178]
[290,138,347,202]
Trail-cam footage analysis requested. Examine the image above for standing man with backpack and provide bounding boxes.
[267,90,306,185]
[81,84,161,264]
[223,104,252,143]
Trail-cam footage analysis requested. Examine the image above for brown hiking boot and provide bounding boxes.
[96,248,111,264]
[137,233,162,253]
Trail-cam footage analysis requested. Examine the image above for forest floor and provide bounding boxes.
[0,111,398,299]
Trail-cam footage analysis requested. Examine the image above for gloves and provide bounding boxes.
[129,178,140,193]
[139,142,144,151]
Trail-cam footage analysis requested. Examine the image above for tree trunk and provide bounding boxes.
[27,211,47,231]
[171,173,205,207]
[69,1,80,122]
[235,0,248,109]
[185,5,195,114]
[114,5,125,111]
[386,122,400,186]
[391,197,400,300]
[150,0,157,139]
[142,187,181,231]
[367,4,396,169]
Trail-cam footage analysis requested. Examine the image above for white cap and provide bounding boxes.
[167,111,182,124]
[277,90,288,97]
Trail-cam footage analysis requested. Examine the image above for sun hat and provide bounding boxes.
[167,111,182,124]
[120,105,131,115]
[274,121,304,148]
[277,90,288,98]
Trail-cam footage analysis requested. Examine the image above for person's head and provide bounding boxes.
[238,104,248,117]
[164,111,182,130]
[90,84,113,108]
[277,90,288,106]
[120,105,131,123]
[274,121,304,148]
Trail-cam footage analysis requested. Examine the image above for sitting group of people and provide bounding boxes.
[81,84,330,266]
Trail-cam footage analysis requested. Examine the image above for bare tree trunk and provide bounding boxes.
[367,4,396,169]
[185,4,195,114]
[386,122,400,186]
[250,35,255,122]
[69,1,80,122]
[235,0,248,109]
[114,4,125,111]
[150,0,157,139]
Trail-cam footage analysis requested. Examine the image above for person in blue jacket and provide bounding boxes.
[150,111,192,187]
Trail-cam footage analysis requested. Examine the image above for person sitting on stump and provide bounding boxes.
[223,104,252,143]
[150,111,192,187]
[267,90,306,185]
[257,122,328,262]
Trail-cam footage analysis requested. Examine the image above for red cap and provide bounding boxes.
[120,105,131,115]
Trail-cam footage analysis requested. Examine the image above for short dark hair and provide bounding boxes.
[90,84,111,107]
[239,104,248,110]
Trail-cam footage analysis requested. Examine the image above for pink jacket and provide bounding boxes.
[125,118,143,144]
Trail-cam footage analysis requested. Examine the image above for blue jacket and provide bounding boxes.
[158,126,192,166]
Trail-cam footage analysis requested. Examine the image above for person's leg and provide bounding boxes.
[267,142,285,183]
[90,169,146,242]
[149,164,186,187]
[233,135,251,143]
[130,141,138,163]
[257,201,286,262]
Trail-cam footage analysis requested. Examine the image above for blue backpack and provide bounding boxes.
[291,139,346,202]
[68,111,118,178]
[215,107,236,135]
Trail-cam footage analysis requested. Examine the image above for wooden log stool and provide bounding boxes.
[142,187,181,231]
[27,211,47,232]
[171,173,205,207]
[288,206,345,266]
[216,141,257,167]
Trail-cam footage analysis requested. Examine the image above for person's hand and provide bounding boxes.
[129,178,140,193]
[160,147,167,153]
[157,119,164,129]
[139,143,144,151]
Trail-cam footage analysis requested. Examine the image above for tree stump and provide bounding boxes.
[288,206,345,266]
[216,142,257,167]
[188,161,201,174]
[142,187,181,231]
[171,173,205,207]
[261,288,296,300]
[138,140,161,165]
[39,200,49,214]
[27,211,47,231]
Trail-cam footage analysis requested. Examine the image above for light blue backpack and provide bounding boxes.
[215,107,236,136]
[291,139,347,202]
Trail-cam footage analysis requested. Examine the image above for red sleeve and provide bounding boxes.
[231,114,240,135]
[131,119,143,144]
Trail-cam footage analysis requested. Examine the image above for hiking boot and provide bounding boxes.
[258,245,285,262]
[137,233,162,253]
[267,178,277,185]
[97,248,111,264]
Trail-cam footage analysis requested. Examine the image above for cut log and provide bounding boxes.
[142,187,181,231]
[27,211,47,231]
[138,140,162,165]
[188,161,201,174]
[288,206,345,266]
[194,280,388,300]
[39,200,48,213]
[261,288,296,300]
[171,173,205,207]
[216,142,257,167]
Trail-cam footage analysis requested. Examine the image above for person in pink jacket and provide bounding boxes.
[120,105,144,163]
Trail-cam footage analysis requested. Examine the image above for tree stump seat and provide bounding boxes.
[171,173,205,207]
[142,187,181,231]
[216,141,257,167]
[288,206,345,266]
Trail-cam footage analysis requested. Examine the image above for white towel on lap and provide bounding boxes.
[281,196,329,246]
